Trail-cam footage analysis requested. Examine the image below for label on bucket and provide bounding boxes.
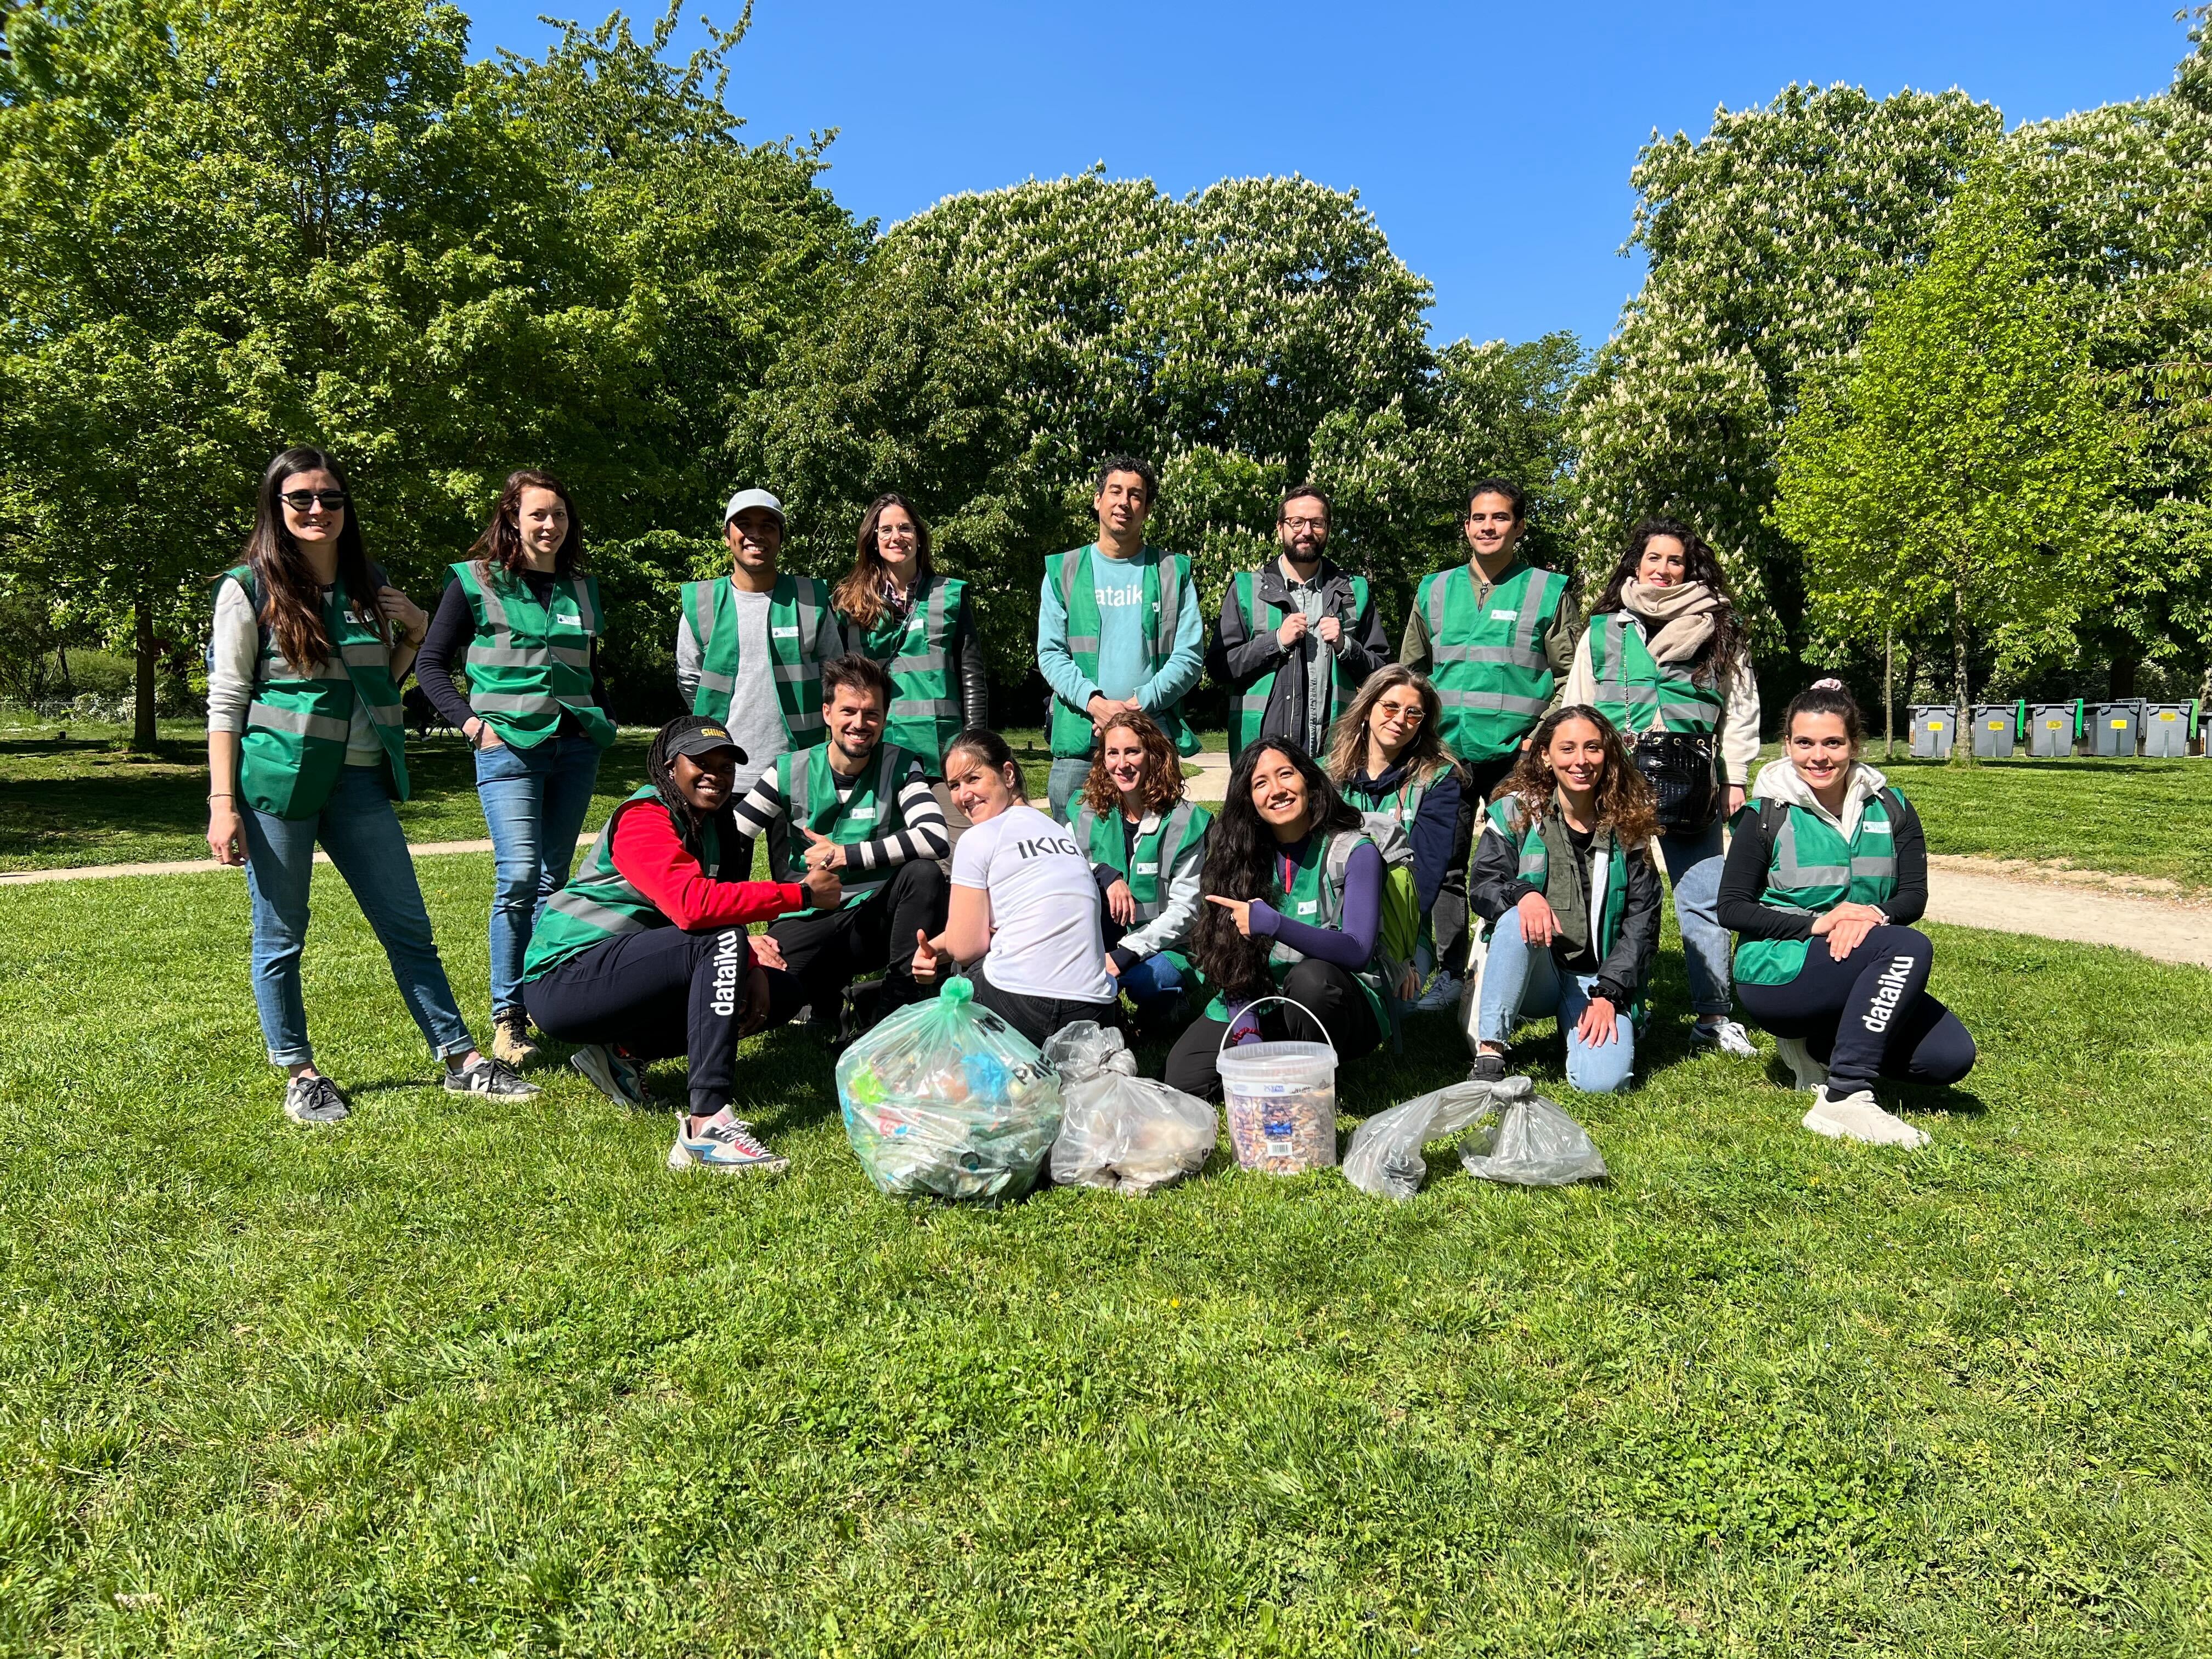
[1262,1102,1296,1151]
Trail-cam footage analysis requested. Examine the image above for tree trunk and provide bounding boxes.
[1950,585,1973,767]
[1883,626,1896,760]
[133,592,157,751]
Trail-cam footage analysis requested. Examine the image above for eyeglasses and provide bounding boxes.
[281,490,348,511]
[1279,516,1328,532]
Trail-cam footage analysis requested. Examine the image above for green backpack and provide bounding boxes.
[1355,811,1423,980]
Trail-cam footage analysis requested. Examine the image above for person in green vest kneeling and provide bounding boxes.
[1398,478,1580,1012]
[523,717,843,1175]
[1037,455,1205,821]
[206,448,539,1125]
[1466,707,1661,1093]
[1720,681,1975,1148]
[1067,709,1212,1033]
[1563,517,1762,1061]
[675,487,843,866]
[730,654,951,1037]
[414,470,616,1068]
[1163,742,1390,1101]
[1208,484,1388,763]
[831,494,988,780]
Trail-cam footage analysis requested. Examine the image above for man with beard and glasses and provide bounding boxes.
[1207,486,1389,763]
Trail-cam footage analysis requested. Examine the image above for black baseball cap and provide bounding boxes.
[663,715,747,765]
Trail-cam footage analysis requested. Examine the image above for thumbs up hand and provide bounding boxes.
[799,826,844,873]
[911,928,944,983]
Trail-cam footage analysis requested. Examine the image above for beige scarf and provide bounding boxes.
[1620,580,1719,664]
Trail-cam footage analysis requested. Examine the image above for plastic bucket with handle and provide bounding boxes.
[1217,996,1339,1172]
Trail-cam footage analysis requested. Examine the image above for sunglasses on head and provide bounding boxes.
[281,489,348,511]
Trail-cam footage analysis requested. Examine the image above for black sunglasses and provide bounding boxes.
[281,489,348,511]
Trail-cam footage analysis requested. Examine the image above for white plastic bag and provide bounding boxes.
[1341,1077,1509,1200]
[1459,1087,1609,1187]
[1043,1022,1217,1195]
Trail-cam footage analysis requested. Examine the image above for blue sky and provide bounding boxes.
[464,0,2197,352]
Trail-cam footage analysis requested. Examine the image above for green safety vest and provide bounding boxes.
[1414,561,1568,764]
[1482,796,1637,1014]
[846,574,968,773]
[1204,827,1386,1026]
[1045,544,1199,760]
[1586,611,1725,736]
[766,742,918,910]
[1227,568,1372,759]
[1731,791,1902,986]
[1071,797,1212,972]
[218,565,409,821]
[524,786,731,981]
[450,560,614,749]
[681,572,830,742]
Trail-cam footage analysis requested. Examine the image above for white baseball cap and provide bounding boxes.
[722,487,785,526]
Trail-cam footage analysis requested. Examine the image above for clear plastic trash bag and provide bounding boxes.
[835,977,1063,1203]
[1460,1083,1609,1187]
[1341,1077,1510,1200]
[1043,1022,1217,1195]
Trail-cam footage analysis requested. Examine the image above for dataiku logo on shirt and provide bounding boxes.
[1092,585,1144,608]
[1015,835,1082,860]
[1860,955,1915,1034]
[710,928,743,1017]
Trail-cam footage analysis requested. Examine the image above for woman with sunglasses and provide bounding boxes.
[414,470,614,1066]
[831,494,988,780]
[206,447,538,1124]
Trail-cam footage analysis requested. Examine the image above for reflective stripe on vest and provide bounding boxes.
[682,573,827,738]
[452,561,613,748]
[773,742,914,907]
[1228,569,1370,758]
[1046,545,1196,758]
[1415,563,1566,763]
[1588,612,1725,736]
[1481,796,1630,972]
[1074,797,1207,925]
[526,787,726,980]
[1731,791,1901,986]
[850,575,964,770]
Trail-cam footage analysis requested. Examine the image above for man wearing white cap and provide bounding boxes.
[676,488,844,861]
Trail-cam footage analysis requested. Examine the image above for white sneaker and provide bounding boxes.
[1413,972,1464,1013]
[1802,1085,1929,1148]
[571,1043,647,1109]
[1774,1035,1828,1092]
[668,1109,789,1175]
[1692,1017,1758,1058]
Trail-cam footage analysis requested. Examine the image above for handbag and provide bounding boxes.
[1632,730,1717,836]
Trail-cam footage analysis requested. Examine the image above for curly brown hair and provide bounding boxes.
[1498,704,1660,846]
[1079,708,1185,817]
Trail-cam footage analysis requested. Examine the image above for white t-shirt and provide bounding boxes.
[950,803,1115,1002]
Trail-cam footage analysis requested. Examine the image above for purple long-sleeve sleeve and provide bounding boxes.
[1246,841,1384,970]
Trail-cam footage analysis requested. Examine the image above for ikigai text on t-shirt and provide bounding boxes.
[1014,832,1082,861]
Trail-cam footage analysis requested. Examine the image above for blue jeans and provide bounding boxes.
[1657,817,1731,1019]
[1047,756,1094,823]
[1474,908,1637,1094]
[242,764,474,1069]
[1118,952,1187,1029]
[475,732,605,1015]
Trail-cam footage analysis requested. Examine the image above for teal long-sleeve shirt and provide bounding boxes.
[1036,546,1205,719]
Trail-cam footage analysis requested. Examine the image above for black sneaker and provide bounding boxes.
[1466,1052,1508,1084]
[283,1073,350,1125]
[443,1054,541,1097]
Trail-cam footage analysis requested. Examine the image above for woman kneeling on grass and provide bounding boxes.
[1163,741,1389,1101]
[522,716,842,1175]
[1468,706,1661,1093]
[1720,679,1976,1147]
[911,729,1121,1048]
[207,447,539,1125]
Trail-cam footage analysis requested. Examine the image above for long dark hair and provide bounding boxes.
[1192,740,1366,999]
[1498,705,1661,847]
[1590,517,1745,687]
[832,493,934,631]
[240,447,383,670]
[469,469,583,578]
[645,720,737,862]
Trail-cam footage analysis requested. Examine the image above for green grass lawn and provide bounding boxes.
[2,858,2208,1654]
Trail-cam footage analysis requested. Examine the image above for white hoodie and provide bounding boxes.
[1747,755,1888,839]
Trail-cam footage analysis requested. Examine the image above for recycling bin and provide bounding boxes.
[2090,701,2143,758]
[1970,702,2019,759]
[1909,704,1955,759]
[2026,701,2081,758]
[2142,701,2196,758]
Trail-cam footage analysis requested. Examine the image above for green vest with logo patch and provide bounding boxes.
[450,560,614,749]
[681,572,830,742]
[1414,561,1568,764]
[1482,795,1637,1014]
[766,742,918,910]
[1731,791,1903,986]
[1585,611,1726,737]
[1045,545,1199,760]
[1203,828,1386,1026]
[524,786,729,980]
[1071,797,1212,971]
[219,565,409,820]
[847,574,967,774]
[1227,568,1372,759]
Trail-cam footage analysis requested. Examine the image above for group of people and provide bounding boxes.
[205,445,1977,1170]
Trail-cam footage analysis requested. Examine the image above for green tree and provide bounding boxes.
[1774,163,2119,759]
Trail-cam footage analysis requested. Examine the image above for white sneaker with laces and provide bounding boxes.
[571,1043,646,1108]
[1774,1035,1828,1092]
[668,1109,789,1175]
[1413,972,1464,1013]
[1803,1085,1929,1148]
[1692,1017,1758,1058]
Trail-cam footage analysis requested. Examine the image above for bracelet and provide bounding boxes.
[208,793,234,802]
